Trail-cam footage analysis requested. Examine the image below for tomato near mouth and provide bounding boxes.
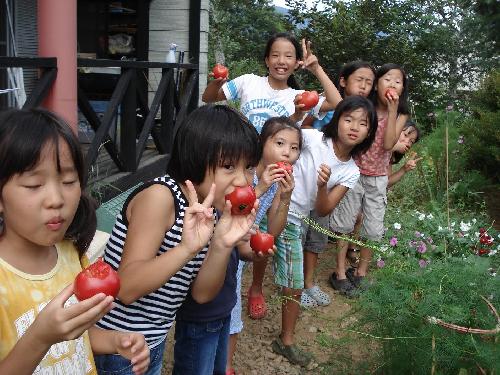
[212,64,229,79]
[299,90,319,111]
[385,88,397,100]
[225,186,256,215]
[276,161,293,174]
[74,258,121,301]
[250,231,274,255]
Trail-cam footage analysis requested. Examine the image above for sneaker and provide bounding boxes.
[304,285,331,306]
[329,272,357,298]
[271,337,313,367]
[300,291,319,308]
[346,267,365,289]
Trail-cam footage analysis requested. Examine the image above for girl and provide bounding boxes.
[226,117,302,375]
[95,105,261,374]
[202,32,342,132]
[330,63,410,296]
[269,96,377,366]
[0,108,150,374]
[301,60,375,130]
[346,121,421,268]
[387,120,421,188]
[301,61,376,307]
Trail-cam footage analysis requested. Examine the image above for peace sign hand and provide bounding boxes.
[299,39,320,75]
[180,180,216,255]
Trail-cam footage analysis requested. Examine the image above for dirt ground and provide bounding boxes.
[161,243,372,374]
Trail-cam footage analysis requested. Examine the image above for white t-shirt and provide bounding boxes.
[222,74,325,133]
[288,129,360,225]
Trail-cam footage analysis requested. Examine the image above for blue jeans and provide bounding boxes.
[94,338,166,375]
[172,316,230,375]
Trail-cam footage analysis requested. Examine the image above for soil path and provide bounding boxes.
[161,243,371,374]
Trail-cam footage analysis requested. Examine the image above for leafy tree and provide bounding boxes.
[208,0,288,78]
[285,0,499,131]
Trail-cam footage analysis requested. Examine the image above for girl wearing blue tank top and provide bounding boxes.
[95,105,262,375]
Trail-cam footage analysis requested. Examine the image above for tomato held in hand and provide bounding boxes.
[225,185,256,215]
[74,258,120,301]
[276,161,293,174]
[250,231,275,255]
[212,64,229,79]
[385,88,397,100]
[299,90,319,111]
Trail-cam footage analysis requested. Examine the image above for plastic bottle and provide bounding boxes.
[166,43,177,63]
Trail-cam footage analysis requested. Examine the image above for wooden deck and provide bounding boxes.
[82,139,169,204]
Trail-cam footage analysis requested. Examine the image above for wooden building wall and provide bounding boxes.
[148,0,208,105]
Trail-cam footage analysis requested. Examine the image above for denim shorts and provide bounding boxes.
[94,337,166,375]
[172,316,231,375]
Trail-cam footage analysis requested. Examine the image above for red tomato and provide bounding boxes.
[250,231,275,254]
[298,90,319,111]
[212,64,229,79]
[478,248,490,256]
[276,161,293,174]
[385,88,397,100]
[225,185,256,215]
[74,258,120,301]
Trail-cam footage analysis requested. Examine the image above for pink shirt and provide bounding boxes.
[355,116,392,176]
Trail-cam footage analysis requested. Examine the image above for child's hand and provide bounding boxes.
[403,153,422,172]
[213,198,258,249]
[317,163,331,187]
[180,180,216,255]
[385,90,399,114]
[253,244,276,260]
[114,332,150,375]
[279,169,294,200]
[207,72,228,85]
[292,94,308,121]
[255,164,285,197]
[30,284,114,348]
[299,39,320,75]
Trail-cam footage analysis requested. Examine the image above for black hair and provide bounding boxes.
[260,116,303,152]
[167,104,262,184]
[392,120,421,164]
[322,96,378,158]
[373,63,410,115]
[264,32,302,90]
[0,108,97,257]
[338,60,375,98]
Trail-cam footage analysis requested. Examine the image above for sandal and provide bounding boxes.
[304,285,331,306]
[329,272,357,298]
[247,287,267,319]
[271,337,313,367]
[346,267,366,290]
[300,291,319,308]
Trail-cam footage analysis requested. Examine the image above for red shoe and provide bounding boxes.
[225,368,236,375]
[247,287,267,319]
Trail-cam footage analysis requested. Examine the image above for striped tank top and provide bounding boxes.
[96,175,209,348]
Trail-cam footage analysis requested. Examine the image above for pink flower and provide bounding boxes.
[390,237,398,247]
[419,259,429,268]
[417,242,427,253]
[415,231,421,237]
[377,259,385,268]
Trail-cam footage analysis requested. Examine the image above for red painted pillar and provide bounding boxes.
[38,0,78,132]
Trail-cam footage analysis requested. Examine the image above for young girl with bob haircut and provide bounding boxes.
[226,116,302,375]
[268,96,377,366]
[0,108,150,374]
[202,32,342,132]
[95,104,261,374]
[330,63,410,296]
